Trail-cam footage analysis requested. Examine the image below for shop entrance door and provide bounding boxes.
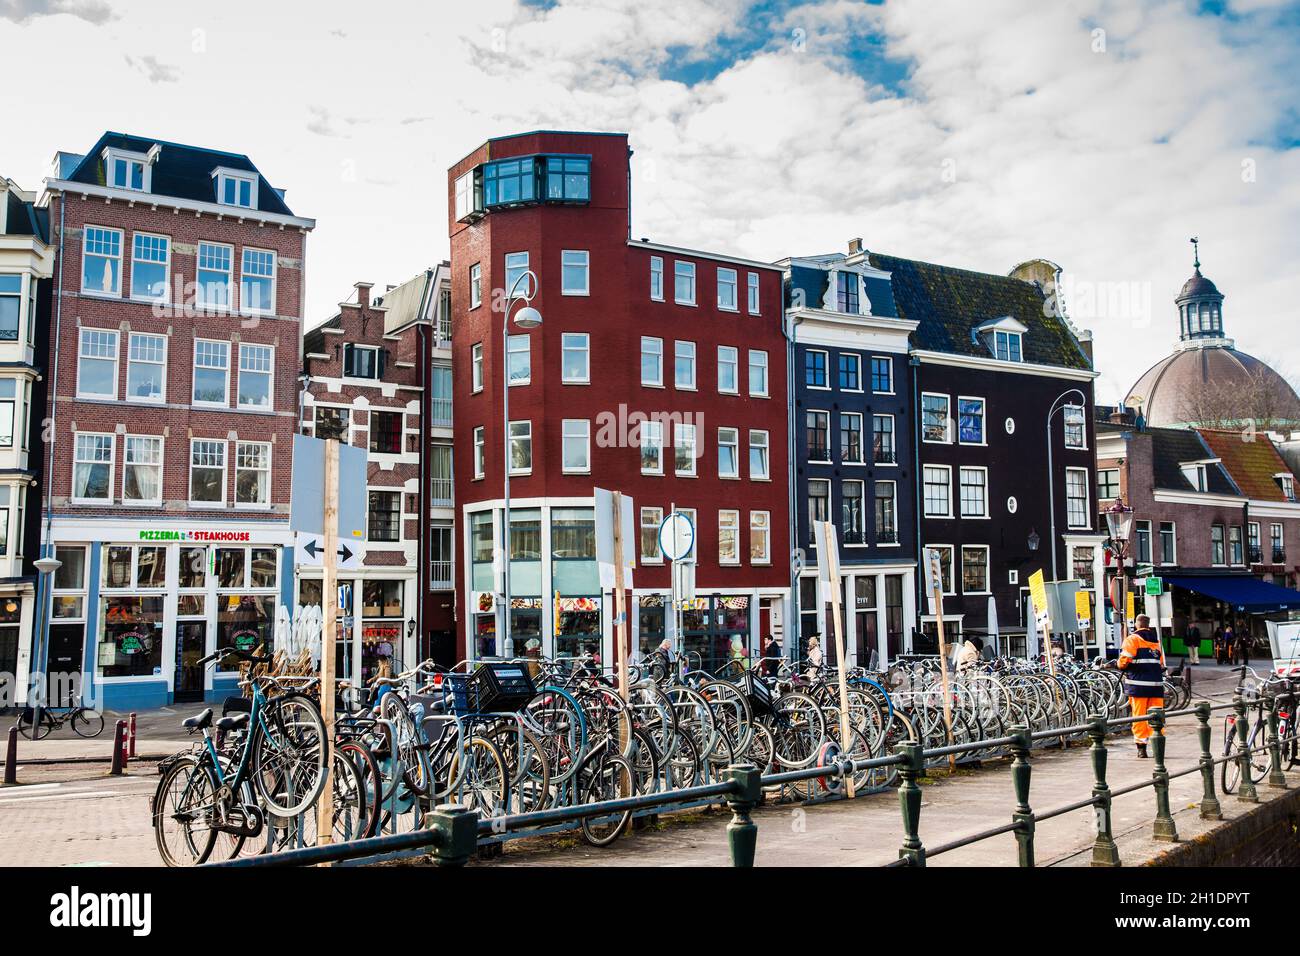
[0,625,17,707]
[174,622,207,702]
[46,624,85,707]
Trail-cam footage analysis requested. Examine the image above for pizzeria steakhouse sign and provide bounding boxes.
[138,530,253,542]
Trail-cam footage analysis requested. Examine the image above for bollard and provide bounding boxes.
[427,803,477,867]
[1234,696,1259,803]
[1195,702,1222,821]
[3,726,16,785]
[128,712,137,759]
[109,720,127,776]
[1148,708,1178,842]
[1264,695,1287,790]
[1009,725,1035,867]
[723,763,761,867]
[1087,715,1120,866]
[895,741,926,867]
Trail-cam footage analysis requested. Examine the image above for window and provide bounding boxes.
[1181,462,1208,492]
[747,273,760,314]
[509,421,532,475]
[1272,523,1285,562]
[81,226,122,295]
[718,427,739,478]
[77,328,118,398]
[842,481,865,544]
[73,433,113,501]
[562,419,590,473]
[838,353,861,391]
[237,343,273,410]
[368,490,402,542]
[959,467,988,518]
[994,329,1023,362]
[193,339,230,405]
[122,435,162,504]
[484,158,536,206]
[543,155,590,201]
[870,356,892,393]
[1073,547,1096,587]
[958,397,985,444]
[556,249,590,295]
[343,343,380,380]
[875,480,897,544]
[840,412,864,463]
[471,343,484,392]
[1160,521,1177,565]
[833,271,858,313]
[717,346,738,394]
[561,332,589,383]
[922,393,951,443]
[674,261,696,305]
[1134,520,1152,564]
[473,426,485,479]
[717,267,738,311]
[469,263,482,309]
[240,248,276,315]
[216,170,256,208]
[196,242,233,310]
[189,440,226,505]
[130,233,169,301]
[650,257,664,301]
[1248,521,1261,563]
[125,333,165,402]
[749,430,769,480]
[926,545,955,594]
[235,441,271,506]
[674,341,696,389]
[640,420,664,474]
[806,410,830,461]
[805,350,828,388]
[0,275,19,340]
[809,479,830,530]
[1063,404,1086,449]
[0,380,15,446]
[314,406,349,442]
[1229,525,1244,566]
[750,511,770,564]
[504,251,532,298]
[719,510,740,565]
[1098,468,1120,501]
[640,507,663,564]
[962,546,990,594]
[641,336,663,387]
[107,151,147,191]
[675,423,697,476]
[1065,468,1089,529]
[923,465,952,517]
[454,170,480,220]
[1276,474,1296,501]
[507,334,531,385]
[873,414,895,464]
[1211,524,1226,566]
[748,350,768,397]
[369,410,402,454]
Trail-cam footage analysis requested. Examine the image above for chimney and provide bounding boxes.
[354,281,374,308]
[847,237,863,256]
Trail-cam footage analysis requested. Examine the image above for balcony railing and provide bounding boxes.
[430,477,453,508]
[876,529,899,545]
[1249,546,1263,564]
[429,560,453,589]
[430,398,453,428]
[1274,548,1287,564]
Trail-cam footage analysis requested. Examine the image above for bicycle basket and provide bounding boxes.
[466,662,537,714]
[744,671,775,716]
[442,674,473,717]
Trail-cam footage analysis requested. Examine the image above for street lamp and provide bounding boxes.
[1046,388,1087,581]
[1104,498,1134,644]
[30,554,63,732]
[501,270,541,660]
[1027,528,1041,552]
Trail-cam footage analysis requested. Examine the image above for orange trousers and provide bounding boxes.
[1129,697,1164,743]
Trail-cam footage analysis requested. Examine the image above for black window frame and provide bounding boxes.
[369,410,403,455]
[367,490,402,543]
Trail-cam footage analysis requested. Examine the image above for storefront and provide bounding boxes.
[49,519,293,711]
[796,565,916,666]
[297,573,417,686]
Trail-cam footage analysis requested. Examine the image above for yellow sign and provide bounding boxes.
[1075,591,1092,630]
[1126,591,1136,625]
[1028,569,1049,628]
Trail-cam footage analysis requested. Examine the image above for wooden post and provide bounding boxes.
[612,491,629,703]
[317,439,339,852]
[932,581,957,772]
[822,521,855,797]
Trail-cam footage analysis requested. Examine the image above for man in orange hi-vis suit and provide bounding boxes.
[1116,614,1166,758]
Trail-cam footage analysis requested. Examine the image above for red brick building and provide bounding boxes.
[39,133,313,710]
[448,131,789,669]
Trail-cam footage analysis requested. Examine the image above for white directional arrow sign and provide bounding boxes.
[295,532,363,571]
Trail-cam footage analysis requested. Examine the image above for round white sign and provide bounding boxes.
[659,511,695,562]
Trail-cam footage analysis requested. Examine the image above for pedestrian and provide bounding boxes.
[1184,623,1200,665]
[761,633,781,677]
[1224,622,1237,665]
[1238,623,1251,667]
[957,635,982,671]
[1115,614,1166,758]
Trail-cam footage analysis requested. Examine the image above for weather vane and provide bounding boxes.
[1190,236,1200,270]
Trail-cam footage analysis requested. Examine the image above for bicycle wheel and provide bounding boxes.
[579,751,633,847]
[153,755,219,867]
[1247,721,1269,785]
[1221,720,1240,794]
[337,739,383,838]
[252,693,328,818]
[72,708,105,739]
[447,735,508,818]
[17,708,51,740]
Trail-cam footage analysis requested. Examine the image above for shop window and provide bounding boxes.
[216,594,274,670]
[178,547,206,589]
[556,596,601,659]
[177,594,205,617]
[638,595,666,656]
[137,546,166,588]
[362,580,404,618]
[249,548,277,589]
[216,548,246,589]
[98,595,164,677]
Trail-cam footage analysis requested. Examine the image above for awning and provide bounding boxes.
[1163,574,1300,614]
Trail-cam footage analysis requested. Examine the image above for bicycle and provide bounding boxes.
[1220,665,1276,794]
[17,696,105,740]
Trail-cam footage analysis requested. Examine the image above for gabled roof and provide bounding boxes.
[785,260,899,318]
[867,252,1091,370]
[61,132,296,217]
[1197,429,1297,502]
[1148,427,1239,495]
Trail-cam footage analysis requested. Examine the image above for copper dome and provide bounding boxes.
[1125,345,1300,428]
[1177,269,1221,300]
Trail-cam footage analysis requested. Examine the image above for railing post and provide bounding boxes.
[1235,696,1259,804]
[1009,725,1035,867]
[1087,715,1120,866]
[427,803,478,867]
[895,741,926,867]
[1196,702,1222,821]
[1148,708,1178,842]
[724,763,761,867]
[3,726,16,786]
[1264,694,1287,790]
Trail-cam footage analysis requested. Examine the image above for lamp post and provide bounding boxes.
[1046,388,1087,582]
[30,555,63,731]
[500,270,541,660]
[1104,498,1135,645]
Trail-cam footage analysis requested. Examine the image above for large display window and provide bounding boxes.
[98,595,164,677]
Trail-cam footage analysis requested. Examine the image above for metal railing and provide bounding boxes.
[430,398,453,427]
[429,476,453,507]
[428,560,453,589]
[207,693,1292,869]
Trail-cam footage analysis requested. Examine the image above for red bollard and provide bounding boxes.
[109,720,126,776]
[128,712,137,758]
[4,726,16,785]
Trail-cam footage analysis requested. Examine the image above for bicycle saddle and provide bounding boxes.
[215,712,249,732]
[222,696,252,715]
[182,708,213,730]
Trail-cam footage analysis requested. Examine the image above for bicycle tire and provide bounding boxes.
[153,755,219,867]
[579,750,633,847]
[252,692,328,818]
[72,708,105,739]
[17,709,50,740]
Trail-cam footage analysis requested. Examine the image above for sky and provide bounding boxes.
[2,0,1297,403]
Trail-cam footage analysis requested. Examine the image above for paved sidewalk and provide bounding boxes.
[1,707,195,762]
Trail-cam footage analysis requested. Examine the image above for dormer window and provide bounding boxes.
[1276,473,1296,501]
[976,316,1027,363]
[993,330,1022,362]
[1181,462,1208,492]
[213,167,258,209]
[103,147,152,192]
[836,272,859,314]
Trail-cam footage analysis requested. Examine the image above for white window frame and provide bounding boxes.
[747,272,760,315]
[922,392,952,444]
[471,343,484,393]
[76,328,119,400]
[214,167,257,209]
[188,438,228,508]
[469,263,482,310]
[674,261,696,306]
[192,338,231,407]
[80,225,123,297]
[842,479,866,544]
[993,329,1023,363]
[1160,520,1178,566]
[807,410,831,463]
[239,247,277,317]
[195,241,234,312]
[237,342,274,411]
[959,465,989,518]
[961,544,991,595]
[717,345,739,395]
[508,420,532,476]
[504,251,532,298]
[873,413,896,465]
[129,232,170,303]
[750,511,771,564]
[561,250,590,296]
[125,332,166,404]
[561,419,590,474]
[870,355,894,394]
[640,507,664,564]
[805,349,830,390]
[641,336,663,388]
[838,353,862,392]
[674,340,696,390]
[234,440,272,508]
[923,465,953,518]
[674,422,697,477]
[473,426,485,479]
[343,343,380,381]
[840,411,865,465]
[924,544,957,595]
[957,395,986,446]
[72,432,114,504]
[718,509,741,566]
[748,349,768,397]
[650,256,664,301]
[104,148,151,192]
[640,420,664,475]
[1063,404,1087,450]
[749,429,770,480]
[507,334,531,387]
[718,426,740,479]
[716,267,738,311]
[875,479,899,544]
[1065,467,1090,529]
[561,332,590,384]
